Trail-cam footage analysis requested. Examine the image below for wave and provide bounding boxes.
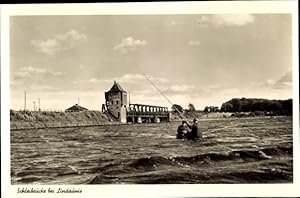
[128,156,174,170]
[89,145,292,184]
[89,168,292,184]
[127,146,292,167]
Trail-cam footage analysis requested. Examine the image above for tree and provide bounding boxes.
[221,102,233,112]
[171,104,184,113]
[212,106,219,112]
[188,103,196,112]
[204,106,209,112]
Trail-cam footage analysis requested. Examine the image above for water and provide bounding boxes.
[11,117,293,184]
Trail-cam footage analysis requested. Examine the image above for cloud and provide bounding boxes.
[168,85,195,93]
[206,84,222,90]
[30,29,87,56]
[71,74,170,100]
[72,74,168,87]
[118,74,145,83]
[273,70,292,90]
[11,67,64,95]
[188,40,201,46]
[118,74,168,84]
[72,74,144,85]
[113,37,147,54]
[222,88,240,95]
[197,14,255,27]
[13,66,64,80]
[250,70,292,91]
[250,79,274,88]
[211,14,255,27]
[29,85,61,92]
[55,29,87,41]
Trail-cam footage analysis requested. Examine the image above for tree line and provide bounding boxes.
[171,98,293,116]
[220,98,292,115]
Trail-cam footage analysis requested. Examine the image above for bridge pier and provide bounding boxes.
[137,117,142,123]
[154,117,160,123]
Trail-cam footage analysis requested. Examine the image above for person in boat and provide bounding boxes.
[176,121,188,139]
[186,118,201,140]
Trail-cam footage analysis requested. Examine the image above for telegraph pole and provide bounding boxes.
[24,91,26,111]
[38,98,40,111]
[78,97,80,105]
[33,101,36,111]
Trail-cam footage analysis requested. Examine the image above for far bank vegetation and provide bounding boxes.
[171,98,292,120]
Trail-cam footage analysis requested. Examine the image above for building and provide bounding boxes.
[65,104,88,112]
[104,81,127,123]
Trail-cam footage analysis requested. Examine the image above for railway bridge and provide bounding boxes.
[127,104,170,123]
[103,81,170,123]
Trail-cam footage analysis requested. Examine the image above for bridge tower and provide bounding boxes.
[105,81,127,123]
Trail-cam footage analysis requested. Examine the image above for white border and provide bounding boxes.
[1,1,299,198]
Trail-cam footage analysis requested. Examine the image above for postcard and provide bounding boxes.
[1,1,299,197]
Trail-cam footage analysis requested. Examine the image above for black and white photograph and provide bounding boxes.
[1,1,299,197]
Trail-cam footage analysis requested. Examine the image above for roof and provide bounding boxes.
[65,104,88,112]
[108,81,126,93]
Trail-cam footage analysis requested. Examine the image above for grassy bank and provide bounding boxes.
[10,110,113,130]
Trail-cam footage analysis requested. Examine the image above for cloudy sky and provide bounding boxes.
[10,14,292,111]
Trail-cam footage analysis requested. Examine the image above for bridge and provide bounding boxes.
[104,81,170,123]
[126,103,170,123]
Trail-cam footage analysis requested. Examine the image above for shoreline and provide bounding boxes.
[10,114,292,131]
